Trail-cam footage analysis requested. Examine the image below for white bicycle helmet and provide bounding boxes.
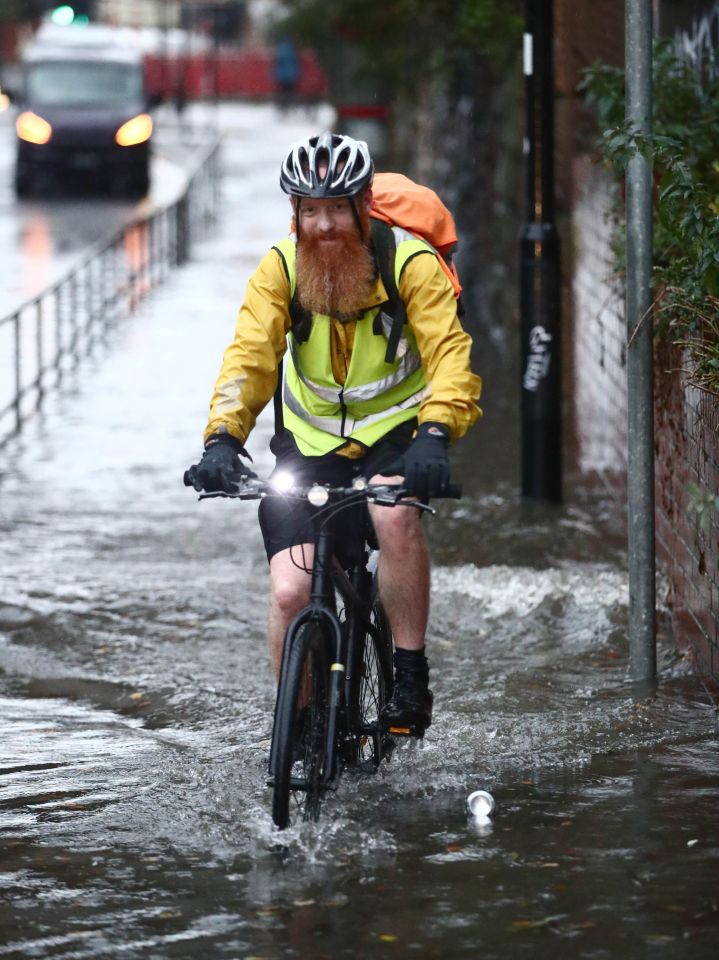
[280,132,374,198]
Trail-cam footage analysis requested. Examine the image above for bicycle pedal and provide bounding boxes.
[387,723,426,740]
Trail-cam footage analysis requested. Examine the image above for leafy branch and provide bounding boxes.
[579,41,719,396]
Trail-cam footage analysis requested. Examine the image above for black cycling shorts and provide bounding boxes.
[258,420,416,565]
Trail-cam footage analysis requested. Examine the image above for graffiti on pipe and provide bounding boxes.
[522,325,553,392]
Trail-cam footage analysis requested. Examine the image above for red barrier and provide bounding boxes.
[144,48,327,100]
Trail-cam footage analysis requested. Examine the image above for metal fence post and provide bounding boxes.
[176,192,190,265]
[13,313,21,434]
[36,299,44,410]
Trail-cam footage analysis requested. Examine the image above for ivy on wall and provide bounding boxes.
[579,40,719,397]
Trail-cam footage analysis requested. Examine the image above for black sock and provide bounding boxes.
[394,647,429,676]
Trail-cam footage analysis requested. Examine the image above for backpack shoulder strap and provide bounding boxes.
[272,241,312,343]
[370,218,407,364]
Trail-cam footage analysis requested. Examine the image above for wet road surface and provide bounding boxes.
[1,103,718,959]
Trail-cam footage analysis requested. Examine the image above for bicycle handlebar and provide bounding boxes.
[196,476,462,510]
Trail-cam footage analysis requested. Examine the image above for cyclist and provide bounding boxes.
[185,132,481,737]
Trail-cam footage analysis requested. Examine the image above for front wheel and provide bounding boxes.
[352,600,394,767]
[271,622,330,829]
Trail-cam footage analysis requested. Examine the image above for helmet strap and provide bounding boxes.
[349,196,364,239]
[294,197,302,241]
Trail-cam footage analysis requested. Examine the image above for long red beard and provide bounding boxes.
[295,219,376,321]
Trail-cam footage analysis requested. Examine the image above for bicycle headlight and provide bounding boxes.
[16,111,52,144]
[271,470,295,493]
[115,113,153,147]
[307,484,329,507]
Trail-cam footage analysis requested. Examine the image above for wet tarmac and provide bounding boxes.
[1,103,718,959]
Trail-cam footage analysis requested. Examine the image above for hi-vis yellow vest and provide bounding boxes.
[273,229,431,456]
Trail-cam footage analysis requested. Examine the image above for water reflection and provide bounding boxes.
[20,213,53,298]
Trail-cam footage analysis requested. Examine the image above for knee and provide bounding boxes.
[270,566,310,617]
[370,503,424,552]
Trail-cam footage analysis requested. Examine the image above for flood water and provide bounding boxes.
[1,104,718,959]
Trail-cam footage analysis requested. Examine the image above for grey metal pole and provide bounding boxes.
[625,0,656,682]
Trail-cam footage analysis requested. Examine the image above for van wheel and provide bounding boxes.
[131,175,150,198]
[119,171,149,199]
[15,170,33,197]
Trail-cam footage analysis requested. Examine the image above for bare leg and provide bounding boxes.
[267,544,314,677]
[368,475,430,651]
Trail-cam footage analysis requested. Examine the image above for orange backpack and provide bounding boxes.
[370,172,462,299]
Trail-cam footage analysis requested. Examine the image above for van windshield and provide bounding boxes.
[26,59,143,108]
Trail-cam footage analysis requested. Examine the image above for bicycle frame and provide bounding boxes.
[196,476,456,806]
[268,518,379,788]
[195,475,460,826]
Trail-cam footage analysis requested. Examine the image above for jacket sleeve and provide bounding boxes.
[203,249,291,445]
[399,252,482,441]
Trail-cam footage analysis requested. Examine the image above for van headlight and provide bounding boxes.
[115,113,153,147]
[16,111,52,144]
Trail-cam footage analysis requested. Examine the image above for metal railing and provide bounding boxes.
[0,138,221,449]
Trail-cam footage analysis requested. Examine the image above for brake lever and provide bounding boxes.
[197,480,258,500]
[370,489,436,514]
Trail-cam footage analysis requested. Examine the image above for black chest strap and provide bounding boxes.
[370,218,407,364]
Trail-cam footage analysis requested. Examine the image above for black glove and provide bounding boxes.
[183,434,256,493]
[391,422,451,498]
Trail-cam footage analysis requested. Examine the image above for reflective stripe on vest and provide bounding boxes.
[275,231,432,456]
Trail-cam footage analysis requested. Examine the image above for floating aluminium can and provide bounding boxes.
[467,790,495,819]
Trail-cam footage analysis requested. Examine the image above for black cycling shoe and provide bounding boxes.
[379,670,433,738]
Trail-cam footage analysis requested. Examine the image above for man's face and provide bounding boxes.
[298,196,358,243]
[295,189,372,243]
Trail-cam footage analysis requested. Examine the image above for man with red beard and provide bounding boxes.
[186,133,481,736]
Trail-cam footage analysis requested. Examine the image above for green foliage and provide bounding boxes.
[579,41,719,396]
[277,0,523,93]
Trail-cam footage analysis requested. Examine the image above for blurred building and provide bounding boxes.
[98,1,184,28]
[97,0,246,39]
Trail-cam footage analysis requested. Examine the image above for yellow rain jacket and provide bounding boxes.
[204,236,482,457]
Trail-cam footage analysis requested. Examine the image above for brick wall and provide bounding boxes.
[655,340,719,677]
[556,0,719,684]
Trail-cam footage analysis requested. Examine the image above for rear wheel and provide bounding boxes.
[271,623,330,829]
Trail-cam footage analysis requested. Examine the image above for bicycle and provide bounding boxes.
[199,474,460,830]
